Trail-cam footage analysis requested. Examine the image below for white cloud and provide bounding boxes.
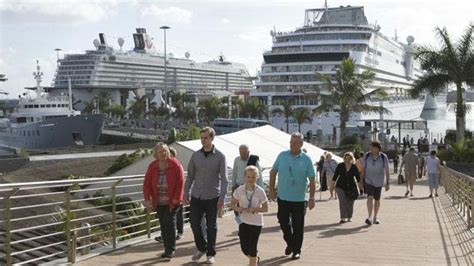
[238,26,270,41]
[220,18,230,24]
[0,47,17,72]
[0,0,118,24]
[0,47,57,98]
[140,5,193,24]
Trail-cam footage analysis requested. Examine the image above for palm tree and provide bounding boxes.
[198,97,227,124]
[147,103,170,129]
[293,107,312,133]
[272,100,294,133]
[109,104,125,120]
[95,91,112,113]
[127,96,147,120]
[410,25,474,142]
[242,98,267,119]
[82,100,96,114]
[170,92,196,124]
[314,58,389,141]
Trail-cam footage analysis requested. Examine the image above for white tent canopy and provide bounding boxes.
[76,126,342,199]
[171,125,342,179]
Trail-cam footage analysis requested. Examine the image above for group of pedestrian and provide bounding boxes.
[399,148,441,198]
[143,127,443,265]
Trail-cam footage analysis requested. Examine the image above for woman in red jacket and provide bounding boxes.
[143,142,184,259]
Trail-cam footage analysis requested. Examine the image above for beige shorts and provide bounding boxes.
[405,171,417,182]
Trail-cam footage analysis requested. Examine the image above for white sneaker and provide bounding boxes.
[191,251,206,262]
[206,256,215,264]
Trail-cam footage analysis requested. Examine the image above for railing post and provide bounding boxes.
[111,179,123,249]
[4,188,20,266]
[70,231,77,263]
[66,184,77,263]
[469,179,473,229]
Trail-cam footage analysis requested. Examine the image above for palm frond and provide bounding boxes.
[410,73,451,97]
[435,27,458,66]
[458,24,474,63]
[464,55,474,86]
[414,45,446,71]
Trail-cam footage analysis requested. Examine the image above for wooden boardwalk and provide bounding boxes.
[76,175,473,265]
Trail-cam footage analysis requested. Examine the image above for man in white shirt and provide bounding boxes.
[232,144,264,224]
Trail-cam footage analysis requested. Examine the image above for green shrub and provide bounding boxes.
[445,129,472,145]
[340,135,359,146]
[339,135,362,154]
[438,139,474,162]
[105,149,150,175]
[168,125,201,143]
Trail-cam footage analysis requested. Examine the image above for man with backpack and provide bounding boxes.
[231,144,264,224]
[360,141,390,225]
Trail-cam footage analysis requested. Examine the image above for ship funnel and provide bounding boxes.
[133,28,155,53]
[99,33,107,45]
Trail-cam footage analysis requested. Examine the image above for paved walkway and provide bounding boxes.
[76,175,473,265]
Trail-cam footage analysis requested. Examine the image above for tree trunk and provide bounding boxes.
[298,123,301,133]
[455,82,466,142]
[339,111,348,142]
[286,116,289,133]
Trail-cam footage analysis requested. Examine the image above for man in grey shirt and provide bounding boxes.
[184,127,228,264]
[361,141,390,225]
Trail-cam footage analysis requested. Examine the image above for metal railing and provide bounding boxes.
[440,166,473,229]
[0,172,237,265]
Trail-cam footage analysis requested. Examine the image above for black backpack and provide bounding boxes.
[247,155,259,166]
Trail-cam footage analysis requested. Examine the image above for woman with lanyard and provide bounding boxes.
[231,165,268,266]
[143,142,184,259]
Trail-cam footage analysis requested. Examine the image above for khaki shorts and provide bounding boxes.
[405,171,417,182]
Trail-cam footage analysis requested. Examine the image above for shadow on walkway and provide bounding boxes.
[433,193,473,266]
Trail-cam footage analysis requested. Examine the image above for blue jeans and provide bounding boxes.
[156,205,178,254]
[190,197,218,256]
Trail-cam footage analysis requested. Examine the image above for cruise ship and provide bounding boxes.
[251,4,435,137]
[0,62,104,150]
[46,28,253,111]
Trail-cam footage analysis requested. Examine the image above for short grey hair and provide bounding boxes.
[291,132,304,143]
[239,144,249,150]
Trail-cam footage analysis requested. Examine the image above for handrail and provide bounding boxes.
[440,165,473,229]
[0,174,144,190]
[0,171,237,265]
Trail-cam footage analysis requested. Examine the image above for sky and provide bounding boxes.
[0,0,473,98]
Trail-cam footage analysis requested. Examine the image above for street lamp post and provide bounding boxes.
[160,26,170,104]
